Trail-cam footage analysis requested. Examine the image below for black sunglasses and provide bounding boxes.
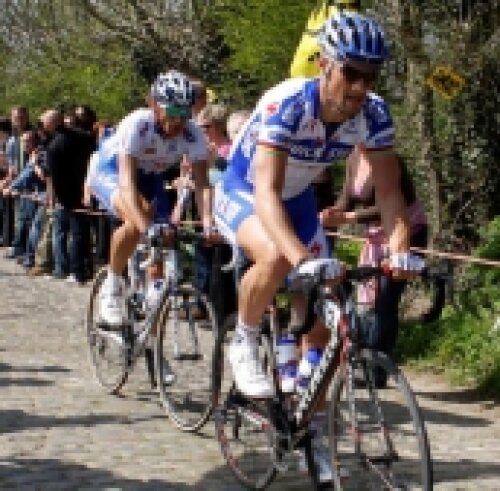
[340,63,380,85]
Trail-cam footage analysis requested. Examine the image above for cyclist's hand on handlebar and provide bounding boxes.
[294,257,345,284]
[202,223,221,245]
[383,252,425,280]
[146,223,174,247]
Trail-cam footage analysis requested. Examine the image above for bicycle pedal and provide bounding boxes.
[144,348,157,388]
[173,353,202,361]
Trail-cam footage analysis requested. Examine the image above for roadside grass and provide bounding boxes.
[396,306,500,398]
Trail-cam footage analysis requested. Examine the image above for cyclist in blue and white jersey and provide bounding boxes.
[215,12,424,398]
[89,71,211,326]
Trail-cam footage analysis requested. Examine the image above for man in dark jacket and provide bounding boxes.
[45,108,96,283]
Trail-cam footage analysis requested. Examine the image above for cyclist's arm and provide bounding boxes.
[191,158,212,231]
[117,153,150,233]
[368,148,409,252]
[254,144,310,267]
[333,152,351,211]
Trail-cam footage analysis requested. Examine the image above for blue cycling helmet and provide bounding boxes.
[151,71,195,109]
[318,12,389,64]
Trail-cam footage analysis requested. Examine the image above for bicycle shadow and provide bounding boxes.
[0,458,192,490]
[0,361,71,374]
[0,408,143,435]
[416,387,499,405]
[0,361,71,388]
[433,458,500,486]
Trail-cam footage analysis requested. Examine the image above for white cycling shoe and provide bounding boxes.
[228,336,274,398]
[99,278,127,326]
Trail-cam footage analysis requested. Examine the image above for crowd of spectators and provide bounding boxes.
[0,82,250,300]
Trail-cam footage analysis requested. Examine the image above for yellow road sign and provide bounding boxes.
[426,65,465,100]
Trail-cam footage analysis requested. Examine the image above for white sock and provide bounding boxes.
[107,268,122,290]
[235,320,259,344]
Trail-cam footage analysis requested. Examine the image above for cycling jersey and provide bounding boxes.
[89,108,208,221]
[223,77,394,200]
[215,77,394,256]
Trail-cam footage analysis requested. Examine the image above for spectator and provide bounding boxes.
[0,117,13,242]
[3,130,42,260]
[4,131,46,268]
[320,148,428,384]
[5,106,31,179]
[74,105,97,133]
[28,109,61,277]
[64,108,77,128]
[226,110,251,143]
[0,117,12,174]
[45,107,96,283]
[191,79,208,119]
[197,103,231,185]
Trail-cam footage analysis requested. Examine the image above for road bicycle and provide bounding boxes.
[212,265,433,490]
[86,227,217,432]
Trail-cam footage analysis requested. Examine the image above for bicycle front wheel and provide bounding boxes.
[329,350,432,490]
[212,320,277,490]
[85,267,129,394]
[156,283,217,432]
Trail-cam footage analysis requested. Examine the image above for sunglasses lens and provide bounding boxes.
[342,64,379,84]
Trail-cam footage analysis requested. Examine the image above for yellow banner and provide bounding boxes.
[289,1,360,78]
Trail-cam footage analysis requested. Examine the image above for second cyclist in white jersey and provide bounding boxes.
[89,71,212,326]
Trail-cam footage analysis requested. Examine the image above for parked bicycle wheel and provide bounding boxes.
[156,282,217,432]
[85,267,129,394]
[328,349,433,490]
[212,321,277,490]
[399,269,447,324]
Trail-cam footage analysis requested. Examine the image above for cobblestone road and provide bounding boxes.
[0,256,499,490]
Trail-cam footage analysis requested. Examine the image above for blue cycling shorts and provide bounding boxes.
[89,152,171,224]
[214,180,329,259]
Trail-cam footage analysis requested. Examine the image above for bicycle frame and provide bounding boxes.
[271,270,375,446]
[94,235,188,371]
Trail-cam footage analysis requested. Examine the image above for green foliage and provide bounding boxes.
[207,0,318,106]
[397,216,500,396]
[1,51,146,121]
[397,308,500,397]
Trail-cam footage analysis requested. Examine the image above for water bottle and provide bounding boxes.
[296,347,322,395]
[164,248,179,284]
[146,278,166,311]
[275,333,297,394]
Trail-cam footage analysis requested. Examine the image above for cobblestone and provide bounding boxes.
[0,256,499,489]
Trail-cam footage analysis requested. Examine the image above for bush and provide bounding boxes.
[396,216,500,397]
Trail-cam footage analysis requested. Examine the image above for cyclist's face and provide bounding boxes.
[150,98,190,137]
[156,106,188,137]
[321,58,379,121]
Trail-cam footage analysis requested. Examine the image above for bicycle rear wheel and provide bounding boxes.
[85,267,129,394]
[212,321,277,490]
[399,274,446,324]
[156,283,217,432]
[329,350,432,490]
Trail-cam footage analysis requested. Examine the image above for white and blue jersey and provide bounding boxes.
[215,77,394,257]
[89,108,208,222]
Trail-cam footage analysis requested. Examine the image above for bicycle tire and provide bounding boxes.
[156,282,217,432]
[328,349,432,490]
[212,320,277,490]
[399,274,446,324]
[85,266,129,394]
